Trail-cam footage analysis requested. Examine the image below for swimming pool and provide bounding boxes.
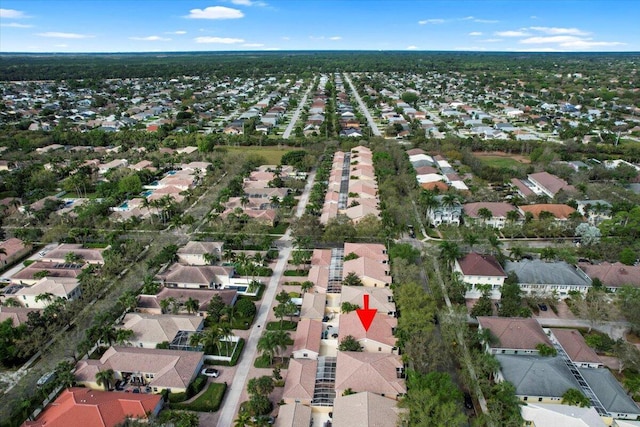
[142,190,153,197]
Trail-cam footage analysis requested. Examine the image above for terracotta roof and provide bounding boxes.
[406,148,427,156]
[343,243,388,263]
[22,387,161,427]
[519,204,577,220]
[292,319,322,355]
[414,165,439,175]
[550,329,602,365]
[75,346,203,390]
[335,352,405,396]
[274,403,312,427]
[456,253,507,278]
[578,262,640,288]
[311,249,332,266]
[283,359,317,402]
[0,307,41,326]
[420,181,449,192]
[529,171,576,195]
[338,311,397,347]
[463,202,518,219]
[11,261,85,282]
[0,238,27,261]
[343,257,389,284]
[300,293,326,320]
[477,317,552,350]
[307,266,329,292]
[332,391,401,427]
[339,287,395,314]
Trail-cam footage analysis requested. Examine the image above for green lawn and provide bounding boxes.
[223,146,294,164]
[476,155,525,168]
[173,383,227,412]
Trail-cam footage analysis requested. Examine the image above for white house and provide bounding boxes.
[15,277,81,308]
[454,253,508,299]
[426,195,462,226]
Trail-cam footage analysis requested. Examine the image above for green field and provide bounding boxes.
[476,156,525,168]
[224,146,294,164]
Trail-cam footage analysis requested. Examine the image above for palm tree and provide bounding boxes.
[463,233,479,251]
[343,272,363,287]
[189,332,202,349]
[301,281,314,294]
[203,252,219,265]
[159,298,171,314]
[271,329,290,363]
[218,323,234,357]
[257,332,278,365]
[234,412,252,427]
[506,210,520,223]
[441,193,458,208]
[203,325,221,355]
[438,241,462,270]
[35,292,55,306]
[508,246,525,261]
[477,207,493,225]
[223,248,236,263]
[95,368,115,391]
[185,297,200,314]
[118,291,137,313]
[115,328,134,346]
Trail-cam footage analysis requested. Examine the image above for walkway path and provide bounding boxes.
[283,83,312,139]
[343,73,381,136]
[215,171,316,427]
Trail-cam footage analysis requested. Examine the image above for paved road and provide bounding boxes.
[343,73,381,136]
[215,171,316,427]
[1,243,58,280]
[282,84,312,139]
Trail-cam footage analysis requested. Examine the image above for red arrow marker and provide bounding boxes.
[356,294,377,332]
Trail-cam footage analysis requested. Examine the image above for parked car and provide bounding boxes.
[201,368,220,378]
[538,303,548,312]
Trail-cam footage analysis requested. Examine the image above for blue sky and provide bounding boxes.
[0,1,638,53]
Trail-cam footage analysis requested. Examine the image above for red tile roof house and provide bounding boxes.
[155,263,234,290]
[338,311,398,354]
[548,328,604,368]
[518,203,578,221]
[0,238,32,269]
[527,171,576,198]
[334,351,406,400]
[283,358,317,405]
[10,261,85,285]
[292,319,322,360]
[74,346,204,394]
[462,202,520,229]
[339,287,396,317]
[21,387,163,427]
[454,253,507,299]
[577,262,640,292]
[477,317,553,355]
[342,257,391,288]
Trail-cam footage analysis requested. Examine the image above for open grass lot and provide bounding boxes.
[224,146,294,164]
[476,155,526,168]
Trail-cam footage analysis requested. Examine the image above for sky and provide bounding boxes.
[0,0,638,53]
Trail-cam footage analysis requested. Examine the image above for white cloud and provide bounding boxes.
[558,40,626,48]
[243,43,264,47]
[329,36,342,41]
[468,32,483,36]
[520,35,584,44]
[186,6,244,20]
[530,15,538,19]
[194,36,245,44]
[281,36,290,40]
[0,8,26,19]
[462,16,498,23]
[418,19,445,25]
[129,35,171,41]
[520,35,625,49]
[309,35,324,40]
[406,45,418,50]
[0,22,33,28]
[480,38,503,43]
[529,26,589,36]
[36,32,94,39]
[230,0,267,6]
[495,30,530,37]
[166,30,187,35]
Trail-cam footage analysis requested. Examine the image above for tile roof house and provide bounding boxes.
[331,391,402,427]
[339,287,396,317]
[477,317,553,355]
[300,293,326,320]
[521,403,606,427]
[578,368,640,420]
[342,257,391,288]
[21,387,163,427]
[496,354,581,402]
[462,202,519,229]
[10,261,85,285]
[343,243,388,263]
[136,288,237,315]
[0,238,31,268]
[176,241,224,266]
[0,307,41,327]
[292,319,323,360]
[504,259,592,296]
[42,243,105,265]
[338,312,397,353]
[282,358,317,405]
[549,329,603,368]
[74,346,204,393]
[155,264,234,290]
[528,171,576,198]
[15,277,82,309]
[577,262,640,290]
[519,204,578,221]
[454,253,507,299]
[335,352,405,399]
[274,402,312,427]
[119,313,204,349]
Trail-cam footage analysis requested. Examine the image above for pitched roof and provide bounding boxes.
[463,202,518,218]
[311,249,332,266]
[578,368,640,415]
[521,403,606,427]
[157,264,233,286]
[0,307,41,326]
[121,313,203,345]
[338,311,397,347]
[332,391,401,427]
[343,243,388,263]
[292,319,322,355]
[519,204,577,220]
[456,253,507,278]
[283,359,317,401]
[477,317,552,350]
[550,329,601,365]
[16,277,80,297]
[504,260,592,287]
[339,287,395,314]
[177,241,224,256]
[335,352,405,396]
[274,403,312,427]
[74,346,203,390]
[11,261,85,282]
[136,288,237,312]
[577,262,640,288]
[343,257,389,284]
[529,171,576,195]
[43,243,105,264]
[0,238,27,261]
[300,293,326,320]
[22,387,161,427]
[496,354,580,397]
[511,178,535,196]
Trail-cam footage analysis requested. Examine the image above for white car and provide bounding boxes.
[201,368,220,378]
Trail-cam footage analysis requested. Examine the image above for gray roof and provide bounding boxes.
[496,354,581,398]
[504,259,592,287]
[578,368,640,415]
